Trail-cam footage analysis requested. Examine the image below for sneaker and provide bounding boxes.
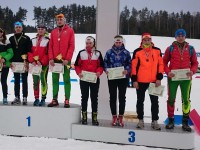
[137,119,144,129]
[11,97,21,105]
[48,99,59,107]
[39,99,46,106]
[112,115,118,126]
[92,112,99,126]
[182,117,192,132]
[22,97,27,105]
[82,111,87,125]
[64,99,70,108]
[151,120,161,130]
[33,99,40,106]
[3,98,8,105]
[118,115,124,127]
[165,118,174,129]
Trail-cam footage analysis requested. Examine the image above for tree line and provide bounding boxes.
[0,4,200,39]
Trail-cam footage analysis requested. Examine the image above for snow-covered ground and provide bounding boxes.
[1,33,200,150]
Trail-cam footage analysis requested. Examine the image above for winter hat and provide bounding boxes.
[142,33,151,40]
[86,36,96,47]
[86,36,95,43]
[14,21,23,27]
[114,35,123,43]
[37,24,47,30]
[175,29,186,37]
[56,13,65,19]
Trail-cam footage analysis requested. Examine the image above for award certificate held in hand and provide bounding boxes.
[107,66,125,80]
[81,71,97,83]
[49,63,64,74]
[148,83,165,97]
[171,68,190,81]
[11,62,26,73]
[29,64,42,76]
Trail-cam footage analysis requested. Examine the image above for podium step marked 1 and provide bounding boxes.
[72,119,194,150]
[0,102,81,139]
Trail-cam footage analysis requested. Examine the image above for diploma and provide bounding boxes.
[29,64,42,76]
[49,63,64,74]
[107,66,125,80]
[80,71,97,83]
[171,68,190,81]
[148,83,165,97]
[11,62,26,73]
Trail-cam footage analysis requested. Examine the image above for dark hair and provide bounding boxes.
[86,36,96,48]
[0,28,7,44]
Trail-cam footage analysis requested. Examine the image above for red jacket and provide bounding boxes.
[28,36,49,66]
[163,42,198,75]
[74,49,104,75]
[48,25,75,62]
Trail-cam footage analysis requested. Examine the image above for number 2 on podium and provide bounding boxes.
[128,131,135,143]
[26,116,31,127]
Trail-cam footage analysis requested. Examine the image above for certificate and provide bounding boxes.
[171,68,190,81]
[29,64,42,76]
[11,62,26,73]
[80,71,97,83]
[148,83,165,97]
[107,66,125,80]
[49,63,64,74]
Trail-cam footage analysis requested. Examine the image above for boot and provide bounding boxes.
[137,119,144,129]
[33,99,40,106]
[151,120,161,130]
[39,99,46,106]
[64,99,70,108]
[182,116,192,132]
[112,115,118,126]
[118,115,124,127]
[81,111,87,125]
[11,97,21,105]
[165,118,174,129]
[48,99,59,107]
[22,97,27,105]
[3,98,8,105]
[92,112,99,126]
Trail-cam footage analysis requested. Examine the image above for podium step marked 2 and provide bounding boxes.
[72,119,194,150]
[0,102,81,139]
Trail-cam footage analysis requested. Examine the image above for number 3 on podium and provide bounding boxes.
[26,116,31,127]
[128,131,135,143]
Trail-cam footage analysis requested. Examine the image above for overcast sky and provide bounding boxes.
[1,0,200,26]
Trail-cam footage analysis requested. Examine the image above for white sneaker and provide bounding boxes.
[137,119,144,129]
[151,120,161,130]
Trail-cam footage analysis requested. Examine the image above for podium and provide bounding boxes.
[72,119,195,150]
[0,102,81,139]
[0,103,195,149]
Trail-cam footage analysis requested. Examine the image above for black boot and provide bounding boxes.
[81,111,87,125]
[166,118,174,129]
[92,112,99,126]
[182,116,192,132]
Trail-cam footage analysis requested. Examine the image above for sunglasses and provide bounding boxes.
[0,30,3,33]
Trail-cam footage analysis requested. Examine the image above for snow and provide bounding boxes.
[2,33,200,150]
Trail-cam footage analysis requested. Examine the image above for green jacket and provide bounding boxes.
[0,41,14,67]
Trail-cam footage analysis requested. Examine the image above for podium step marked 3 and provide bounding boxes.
[72,119,195,150]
